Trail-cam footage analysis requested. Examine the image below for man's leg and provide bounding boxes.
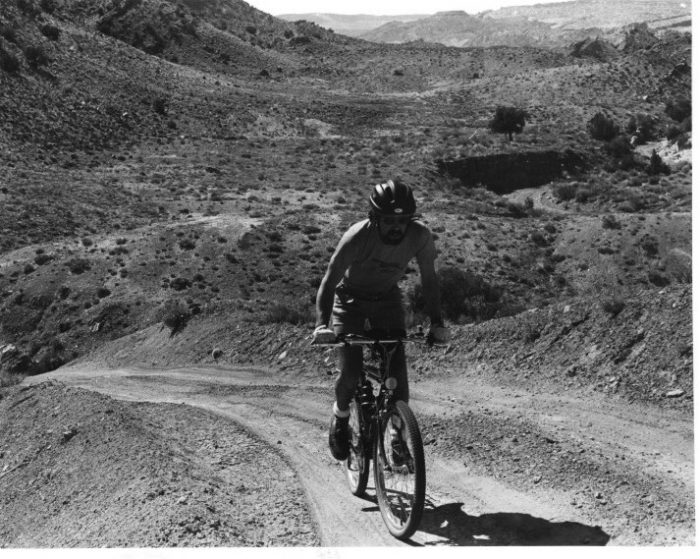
[335,345,363,411]
[389,343,409,403]
[328,344,362,461]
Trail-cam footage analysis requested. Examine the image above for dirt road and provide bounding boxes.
[23,363,694,546]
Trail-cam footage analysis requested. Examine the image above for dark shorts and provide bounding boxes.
[331,283,406,336]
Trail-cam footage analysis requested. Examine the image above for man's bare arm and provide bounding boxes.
[315,245,353,327]
[417,255,444,326]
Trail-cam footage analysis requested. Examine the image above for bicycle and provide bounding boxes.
[314,330,428,540]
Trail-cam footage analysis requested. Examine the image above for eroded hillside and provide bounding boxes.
[0,0,692,411]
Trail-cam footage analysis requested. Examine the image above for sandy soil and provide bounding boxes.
[4,360,692,547]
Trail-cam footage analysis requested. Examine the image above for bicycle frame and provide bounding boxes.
[329,334,422,452]
[313,331,429,540]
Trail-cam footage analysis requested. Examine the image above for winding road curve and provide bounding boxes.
[26,365,694,546]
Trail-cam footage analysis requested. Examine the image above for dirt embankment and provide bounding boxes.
[63,283,692,412]
[0,381,318,547]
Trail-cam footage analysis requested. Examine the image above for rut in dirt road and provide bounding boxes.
[24,365,692,545]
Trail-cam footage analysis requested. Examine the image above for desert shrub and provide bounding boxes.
[604,135,636,170]
[290,35,311,45]
[39,0,57,14]
[600,298,625,317]
[665,97,691,123]
[663,248,692,283]
[24,44,48,68]
[588,112,619,141]
[674,130,691,150]
[648,271,670,287]
[170,277,191,290]
[160,298,191,334]
[30,339,69,374]
[489,106,528,141]
[618,192,645,212]
[0,47,20,73]
[530,231,549,247]
[0,23,17,43]
[520,320,541,343]
[264,301,313,325]
[65,258,91,274]
[553,183,577,202]
[639,236,658,257]
[575,188,592,203]
[178,238,196,250]
[17,0,40,17]
[647,150,670,176]
[666,124,682,141]
[153,97,167,115]
[40,23,60,40]
[601,214,621,229]
[605,136,632,158]
[245,25,257,35]
[0,371,25,388]
[409,266,508,323]
[625,114,656,144]
[505,201,528,218]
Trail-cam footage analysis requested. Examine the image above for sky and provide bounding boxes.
[245,0,571,16]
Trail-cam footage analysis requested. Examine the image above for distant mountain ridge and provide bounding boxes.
[281,0,690,47]
[277,13,425,36]
[485,0,690,29]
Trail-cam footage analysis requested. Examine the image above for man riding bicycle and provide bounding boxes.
[312,179,450,461]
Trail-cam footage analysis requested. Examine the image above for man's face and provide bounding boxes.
[377,215,411,245]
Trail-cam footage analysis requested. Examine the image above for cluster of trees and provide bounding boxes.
[587,98,690,174]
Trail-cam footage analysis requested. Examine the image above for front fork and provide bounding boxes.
[372,388,396,465]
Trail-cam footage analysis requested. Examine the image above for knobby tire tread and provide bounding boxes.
[374,399,426,540]
[346,399,370,496]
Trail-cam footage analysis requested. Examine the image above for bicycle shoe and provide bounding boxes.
[328,414,350,461]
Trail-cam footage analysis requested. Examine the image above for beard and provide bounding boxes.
[380,228,405,245]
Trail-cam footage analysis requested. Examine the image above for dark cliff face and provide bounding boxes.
[436,150,586,194]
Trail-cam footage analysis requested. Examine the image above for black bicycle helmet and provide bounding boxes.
[369,179,416,216]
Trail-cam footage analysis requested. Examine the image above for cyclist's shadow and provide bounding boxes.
[419,501,610,546]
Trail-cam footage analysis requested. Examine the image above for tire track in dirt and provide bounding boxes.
[24,366,638,545]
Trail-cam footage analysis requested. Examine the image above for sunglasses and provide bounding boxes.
[380,216,412,225]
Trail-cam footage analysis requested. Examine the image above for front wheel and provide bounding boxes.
[374,400,425,540]
[345,399,370,496]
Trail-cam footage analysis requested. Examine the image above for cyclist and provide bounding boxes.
[312,179,450,460]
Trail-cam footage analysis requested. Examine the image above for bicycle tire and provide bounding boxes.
[373,400,425,540]
[345,398,371,496]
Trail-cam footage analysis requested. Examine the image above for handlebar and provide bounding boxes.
[312,331,435,347]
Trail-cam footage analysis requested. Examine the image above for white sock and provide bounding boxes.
[333,402,350,418]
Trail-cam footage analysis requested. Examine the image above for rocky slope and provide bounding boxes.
[0,0,693,547]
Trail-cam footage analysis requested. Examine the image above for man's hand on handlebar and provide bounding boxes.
[312,325,337,344]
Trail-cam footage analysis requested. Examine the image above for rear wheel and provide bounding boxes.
[374,400,425,540]
[345,399,370,496]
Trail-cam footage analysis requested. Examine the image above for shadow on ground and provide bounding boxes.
[420,502,610,546]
